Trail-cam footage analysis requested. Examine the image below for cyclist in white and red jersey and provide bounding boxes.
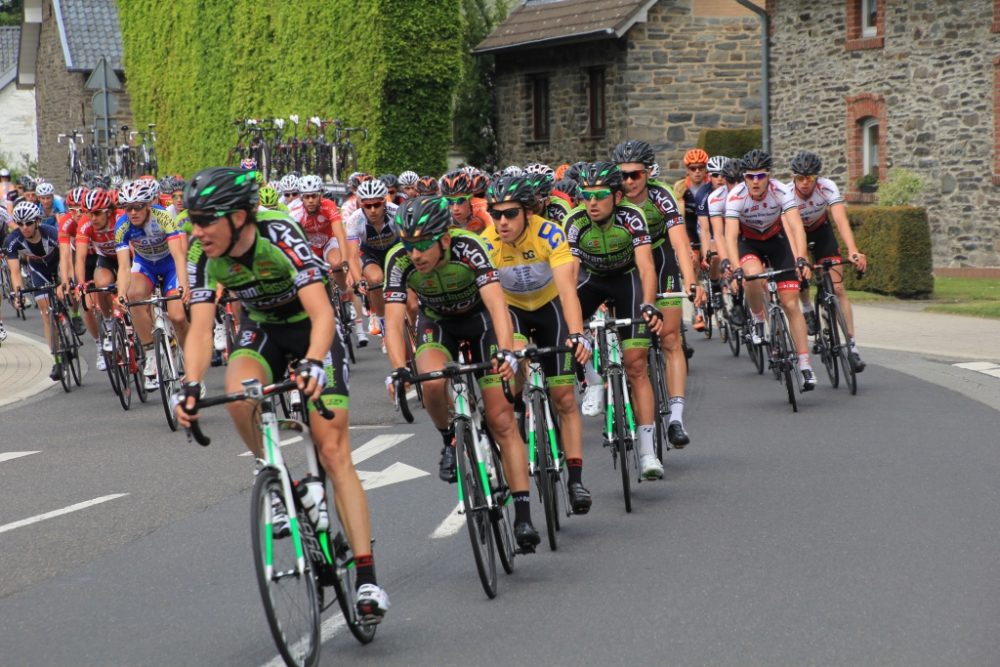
[787,151,868,371]
[75,188,119,368]
[57,186,92,342]
[723,149,817,391]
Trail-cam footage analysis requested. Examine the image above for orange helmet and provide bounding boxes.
[554,163,571,180]
[683,148,709,166]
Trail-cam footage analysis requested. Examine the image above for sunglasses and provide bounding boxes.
[285,191,300,197]
[621,170,647,181]
[188,210,234,227]
[687,164,707,171]
[445,194,472,205]
[302,193,321,199]
[123,204,148,212]
[488,208,521,221]
[15,220,37,227]
[709,172,723,178]
[794,174,817,183]
[743,172,769,182]
[362,201,385,210]
[580,188,613,201]
[401,236,440,252]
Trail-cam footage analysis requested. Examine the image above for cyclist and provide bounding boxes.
[787,150,868,371]
[416,175,439,196]
[57,186,90,339]
[176,166,389,621]
[277,173,301,208]
[258,185,287,212]
[398,171,419,200]
[339,172,369,223]
[611,140,701,447]
[548,177,579,226]
[345,178,398,345]
[564,162,667,478]
[165,177,187,218]
[75,188,119,359]
[115,178,191,390]
[469,170,490,215]
[4,199,65,379]
[440,170,491,234]
[693,155,731,323]
[383,195,542,552]
[36,181,67,228]
[379,174,405,206]
[482,176,595,514]
[706,158,743,313]
[722,149,817,390]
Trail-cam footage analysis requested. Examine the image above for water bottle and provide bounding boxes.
[478,432,497,488]
[296,475,329,531]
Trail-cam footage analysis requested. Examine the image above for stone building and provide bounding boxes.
[475,0,765,174]
[768,0,1000,267]
[17,0,132,191]
[1,26,37,172]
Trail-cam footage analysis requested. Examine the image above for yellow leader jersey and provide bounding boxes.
[482,214,572,311]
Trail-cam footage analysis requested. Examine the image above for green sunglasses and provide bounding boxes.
[580,188,613,201]
[402,235,442,252]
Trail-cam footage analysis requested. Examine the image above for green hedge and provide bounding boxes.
[118,0,462,177]
[840,206,934,298]
[697,128,762,159]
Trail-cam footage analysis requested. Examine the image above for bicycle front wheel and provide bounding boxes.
[648,344,670,462]
[456,420,498,598]
[54,314,72,393]
[251,468,321,667]
[112,320,131,410]
[818,297,839,388]
[610,371,632,513]
[772,314,798,413]
[529,392,557,551]
[131,333,148,403]
[154,330,177,431]
[831,297,857,395]
[66,316,82,386]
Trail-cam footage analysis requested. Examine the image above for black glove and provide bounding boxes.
[733,268,744,282]
[721,258,732,274]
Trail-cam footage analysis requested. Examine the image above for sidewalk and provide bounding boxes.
[0,329,57,408]
[853,303,1000,363]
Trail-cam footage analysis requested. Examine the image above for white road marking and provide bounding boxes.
[259,614,347,667]
[953,361,1000,378]
[237,435,304,457]
[0,451,40,464]
[406,388,417,402]
[430,502,465,539]
[349,424,391,430]
[359,462,429,491]
[0,494,129,535]
[351,433,413,466]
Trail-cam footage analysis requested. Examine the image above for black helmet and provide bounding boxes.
[721,157,743,184]
[185,167,260,212]
[740,149,772,172]
[790,151,823,176]
[526,172,554,199]
[378,173,399,190]
[395,195,452,242]
[439,170,471,197]
[564,161,589,184]
[553,177,581,201]
[577,162,623,192]
[486,175,536,207]
[611,140,656,167]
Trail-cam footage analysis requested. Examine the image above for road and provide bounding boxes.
[1,312,999,666]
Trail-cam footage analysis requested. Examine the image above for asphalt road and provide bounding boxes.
[1,313,999,667]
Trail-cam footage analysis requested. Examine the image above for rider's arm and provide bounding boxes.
[297,281,336,362]
[828,202,866,270]
[724,216,741,273]
[553,262,585,334]
[7,256,22,293]
[168,235,188,295]
[710,215,727,265]
[116,248,132,297]
[384,302,408,370]
[346,239,363,284]
[182,302,215,384]
[74,236,89,286]
[780,207,809,260]
[667,224,698,292]
[481,281,515,351]
[634,244,658,305]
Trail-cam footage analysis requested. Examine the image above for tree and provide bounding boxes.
[0,0,23,25]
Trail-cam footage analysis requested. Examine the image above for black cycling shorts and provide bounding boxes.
[652,242,683,308]
[510,297,575,387]
[414,308,506,388]
[806,222,841,263]
[738,232,799,292]
[577,268,650,350]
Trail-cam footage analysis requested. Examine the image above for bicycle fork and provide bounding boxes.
[453,384,498,514]
[525,365,560,477]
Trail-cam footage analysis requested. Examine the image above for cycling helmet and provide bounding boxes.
[36,181,55,197]
[185,167,260,212]
[171,177,187,193]
[12,198,42,223]
[278,174,300,194]
[706,155,729,174]
[554,163,571,180]
[84,188,113,212]
[298,174,324,194]
[486,175,536,208]
[356,178,389,201]
[501,165,525,178]
[266,179,281,191]
[18,176,36,191]
[378,173,399,190]
[683,148,710,166]
[553,177,580,201]
[395,195,452,242]
[239,157,257,170]
[524,163,555,178]
[416,175,439,195]
[0,168,9,178]
[564,161,589,183]
[740,148,772,172]
[109,175,124,190]
[142,177,162,199]
[439,170,471,196]
[66,186,89,208]
[258,185,280,209]
[790,151,823,176]
[159,176,174,193]
[527,172,554,199]
[348,172,371,190]
[648,163,660,179]
[722,157,743,184]
[469,172,490,196]
[611,140,656,167]
[577,162,624,192]
[398,170,419,187]
[119,179,158,204]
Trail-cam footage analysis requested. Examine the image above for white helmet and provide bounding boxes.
[278,174,300,194]
[35,181,55,197]
[12,199,42,223]
[648,163,660,178]
[356,179,389,201]
[119,179,157,204]
[398,171,419,187]
[298,174,324,194]
[502,165,525,178]
[524,163,554,177]
[707,155,729,173]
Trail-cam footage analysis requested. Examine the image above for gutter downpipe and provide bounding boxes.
[735,0,769,152]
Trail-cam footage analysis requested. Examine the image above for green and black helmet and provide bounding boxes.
[577,162,624,192]
[611,140,656,167]
[395,195,452,242]
[486,175,536,208]
[185,167,260,213]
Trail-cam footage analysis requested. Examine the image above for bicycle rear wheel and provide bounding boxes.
[772,314,798,413]
[831,297,857,395]
[112,320,131,410]
[818,296,839,388]
[610,371,632,513]
[648,344,670,461]
[529,392,557,551]
[131,334,148,403]
[65,315,82,387]
[456,420,498,598]
[251,468,321,667]
[154,330,178,431]
[489,438,516,574]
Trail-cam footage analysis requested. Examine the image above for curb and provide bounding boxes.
[0,330,60,408]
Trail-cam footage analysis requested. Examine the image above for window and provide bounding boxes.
[846,0,884,50]
[861,117,879,178]
[531,75,550,142]
[588,68,606,138]
[846,93,887,200]
[861,0,878,37]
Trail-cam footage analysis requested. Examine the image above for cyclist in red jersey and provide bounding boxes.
[440,170,490,234]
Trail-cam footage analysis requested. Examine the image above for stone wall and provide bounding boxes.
[492,0,763,179]
[769,0,1000,267]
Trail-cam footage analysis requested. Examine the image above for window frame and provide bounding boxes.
[588,67,607,139]
[530,74,550,143]
[861,117,880,178]
[861,0,878,37]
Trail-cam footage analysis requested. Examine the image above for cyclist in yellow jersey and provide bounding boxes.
[481,175,594,513]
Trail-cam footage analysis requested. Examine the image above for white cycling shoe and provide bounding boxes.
[581,384,605,417]
[640,455,664,480]
[355,583,390,622]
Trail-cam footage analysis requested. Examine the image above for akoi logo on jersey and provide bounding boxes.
[238,330,258,347]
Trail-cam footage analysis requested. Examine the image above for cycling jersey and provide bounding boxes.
[724,180,797,241]
[481,214,571,311]
[452,208,491,236]
[788,177,843,232]
[704,185,729,219]
[339,195,358,222]
[633,180,683,246]
[188,210,326,325]
[115,207,182,263]
[76,219,117,257]
[4,224,60,286]
[383,228,499,320]
[546,197,572,226]
[346,203,400,262]
[40,198,67,228]
[58,212,88,251]
[564,201,651,276]
[289,198,342,257]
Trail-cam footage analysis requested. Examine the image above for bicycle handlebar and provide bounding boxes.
[392,355,514,424]
[743,267,798,282]
[125,294,182,308]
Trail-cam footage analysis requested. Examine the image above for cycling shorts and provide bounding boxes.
[806,222,841,264]
[652,243,683,309]
[414,308,505,389]
[29,264,59,302]
[132,257,179,295]
[738,232,799,292]
[510,297,576,387]
[577,268,651,350]
[95,254,118,275]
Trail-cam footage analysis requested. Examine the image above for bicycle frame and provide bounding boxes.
[587,311,637,452]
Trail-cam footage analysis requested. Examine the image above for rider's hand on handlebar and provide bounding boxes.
[294,358,327,402]
[640,303,665,336]
[567,333,592,366]
[492,351,519,381]
[850,251,868,274]
[173,381,202,430]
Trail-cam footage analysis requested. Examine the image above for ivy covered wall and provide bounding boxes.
[118,0,463,177]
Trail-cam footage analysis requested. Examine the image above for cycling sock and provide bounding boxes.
[513,491,531,524]
[567,458,583,485]
[798,353,812,370]
[801,300,814,314]
[668,397,685,425]
[355,553,376,588]
[439,426,455,447]
[637,424,655,458]
[849,336,858,351]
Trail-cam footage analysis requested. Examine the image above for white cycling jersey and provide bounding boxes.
[787,177,843,232]
[724,180,796,239]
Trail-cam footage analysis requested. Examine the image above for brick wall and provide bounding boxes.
[769,0,1000,267]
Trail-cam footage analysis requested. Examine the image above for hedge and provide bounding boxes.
[117,0,462,178]
[840,206,934,298]
[697,128,762,159]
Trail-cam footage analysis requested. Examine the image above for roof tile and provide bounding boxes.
[54,0,123,71]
